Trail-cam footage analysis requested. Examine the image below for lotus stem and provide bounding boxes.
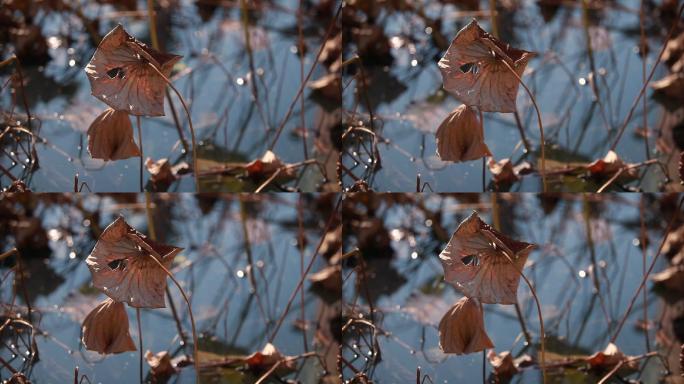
[146,0,159,50]
[143,195,200,383]
[136,116,144,193]
[500,251,546,383]
[499,59,547,192]
[147,63,200,192]
[136,308,143,384]
[144,253,200,383]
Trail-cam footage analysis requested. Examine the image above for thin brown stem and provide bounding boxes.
[143,195,199,383]
[146,63,200,191]
[136,308,143,384]
[144,253,199,383]
[499,59,547,192]
[499,249,546,383]
[136,116,144,193]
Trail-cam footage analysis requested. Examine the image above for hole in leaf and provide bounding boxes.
[106,67,125,79]
[459,63,479,74]
[108,259,127,271]
[461,254,480,267]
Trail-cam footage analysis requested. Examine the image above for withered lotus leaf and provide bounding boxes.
[439,211,536,304]
[245,150,296,181]
[86,216,183,308]
[435,104,491,162]
[586,150,638,179]
[245,343,296,374]
[87,108,141,161]
[438,296,494,354]
[85,25,182,117]
[82,298,136,354]
[586,343,638,372]
[145,350,178,378]
[488,350,519,378]
[438,19,536,113]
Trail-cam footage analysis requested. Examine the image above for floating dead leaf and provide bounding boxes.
[145,350,178,380]
[86,216,183,308]
[438,19,536,113]
[6,180,31,193]
[308,73,341,102]
[586,150,638,179]
[319,33,342,70]
[245,150,296,182]
[439,211,536,304]
[488,158,519,184]
[438,296,494,354]
[85,25,182,116]
[586,343,638,373]
[663,32,684,68]
[308,265,342,295]
[7,373,30,384]
[651,266,684,296]
[652,73,684,102]
[245,343,296,375]
[82,298,136,354]
[145,158,189,189]
[435,104,491,162]
[87,108,140,161]
[488,350,519,379]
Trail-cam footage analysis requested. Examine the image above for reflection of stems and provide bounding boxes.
[0,248,32,323]
[146,0,159,49]
[136,116,144,193]
[611,196,684,343]
[639,197,650,351]
[146,0,191,158]
[488,0,499,38]
[611,3,684,150]
[269,197,342,342]
[513,111,532,154]
[638,0,650,160]
[582,197,611,328]
[136,308,143,384]
[239,0,270,131]
[147,63,200,191]
[268,4,342,150]
[499,59,547,192]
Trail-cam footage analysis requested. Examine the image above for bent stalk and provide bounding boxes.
[147,63,200,192]
[499,59,547,192]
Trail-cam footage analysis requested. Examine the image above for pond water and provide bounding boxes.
[341,1,681,192]
[0,193,340,383]
[341,193,681,382]
[0,1,337,192]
